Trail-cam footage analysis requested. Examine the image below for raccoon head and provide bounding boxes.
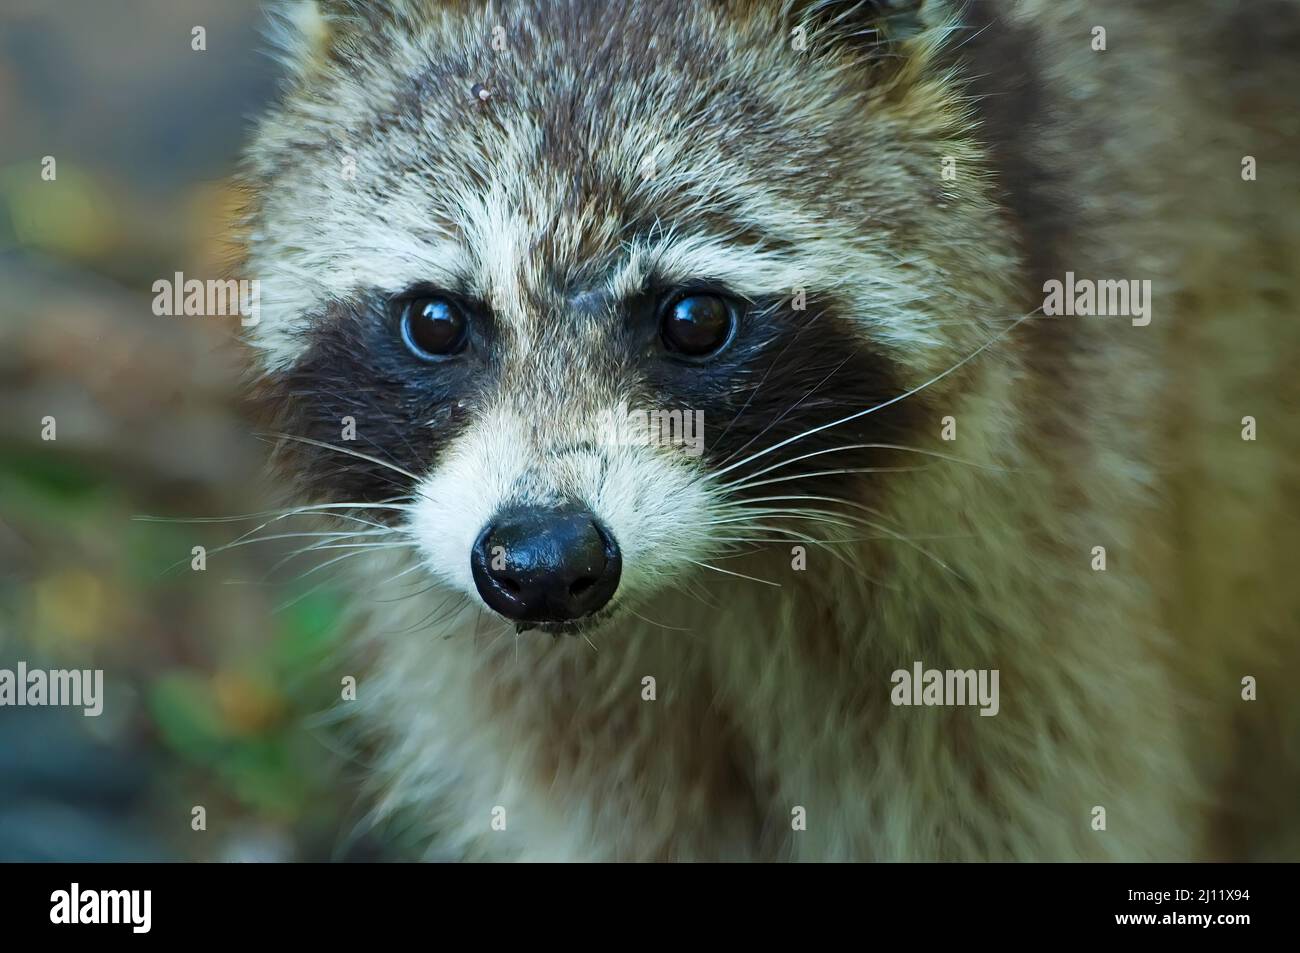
[243,0,1024,634]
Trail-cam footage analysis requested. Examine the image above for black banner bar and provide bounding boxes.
[0,862,1284,940]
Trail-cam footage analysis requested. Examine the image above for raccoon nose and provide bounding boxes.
[470,505,622,624]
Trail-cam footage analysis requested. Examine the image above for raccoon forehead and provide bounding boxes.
[243,0,990,369]
[246,0,896,254]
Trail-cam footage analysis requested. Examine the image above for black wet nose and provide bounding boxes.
[470,505,621,623]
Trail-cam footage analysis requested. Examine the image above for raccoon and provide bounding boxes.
[238,0,1300,860]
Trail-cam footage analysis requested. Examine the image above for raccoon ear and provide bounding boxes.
[265,0,335,75]
[265,0,411,76]
[784,0,946,64]
[791,0,929,40]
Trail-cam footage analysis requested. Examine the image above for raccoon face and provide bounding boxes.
[245,0,1023,633]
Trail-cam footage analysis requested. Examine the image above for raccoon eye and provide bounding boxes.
[660,292,737,359]
[400,296,468,359]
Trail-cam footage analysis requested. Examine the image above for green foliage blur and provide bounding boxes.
[0,0,391,861]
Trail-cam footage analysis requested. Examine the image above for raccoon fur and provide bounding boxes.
[238,0,1300,860]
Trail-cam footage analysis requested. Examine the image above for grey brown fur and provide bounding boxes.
[240,0,1300,860]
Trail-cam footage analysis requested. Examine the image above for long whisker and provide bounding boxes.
[304,383,425,479]
[272,546,418,612]
[711,311,815,452]
[716,521,888,585]
[725,465,927,495]
[282,543,418,585]
[393,592,469,636]
[258,432,423,483]
[154,504,398,577]
[727,495,962,578]
[229,508,394,546]
[133,500,415,524]
[707,510,856,530]
[626,607,694,633]
[371,563,439,602]
[713,531,968,544]
[719,441,1014,493]
[718,345,858,469]
[710,312,1035,481]
[272,577,339,614]
[684,557,782,588]
[155,526,394,577]
[262,535,409,580]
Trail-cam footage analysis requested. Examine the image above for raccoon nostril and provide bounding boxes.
[470,506,622,625]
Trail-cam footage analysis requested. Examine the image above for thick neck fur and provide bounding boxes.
[354,374,1199,861]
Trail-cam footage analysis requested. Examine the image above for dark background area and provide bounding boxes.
[0,0,399,861]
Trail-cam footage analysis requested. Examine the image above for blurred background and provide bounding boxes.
[0,0,400,861]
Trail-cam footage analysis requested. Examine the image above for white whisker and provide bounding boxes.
[710,312,1036,481]
[684,557,782,588]
[258,431,422,483]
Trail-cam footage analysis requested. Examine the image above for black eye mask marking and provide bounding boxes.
[636,292,926,502]
[250,294,490,509]
[252,286,924,518]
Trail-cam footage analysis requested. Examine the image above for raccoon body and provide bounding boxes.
[241,0,1300,860]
